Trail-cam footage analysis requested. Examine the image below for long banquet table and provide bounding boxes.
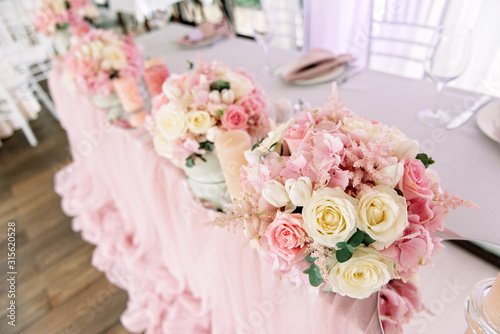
[51,24,500,333]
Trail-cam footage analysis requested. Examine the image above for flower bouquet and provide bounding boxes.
[33,0,99,54]
[64,29,147,126]
[150,57,272,209]
[211,84,474,330]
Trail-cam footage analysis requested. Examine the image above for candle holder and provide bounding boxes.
[465,278,500,333]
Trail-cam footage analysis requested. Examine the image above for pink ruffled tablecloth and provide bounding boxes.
[49,66,383,334]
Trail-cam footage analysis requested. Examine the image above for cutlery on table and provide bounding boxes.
[445,95,493,130]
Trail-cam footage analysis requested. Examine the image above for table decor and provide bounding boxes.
[64,28,144,120]
[149,57,272,209]
[211,83,474,328]
[466,272,500,333]
[33,0,99,54]
[143,57,169,98]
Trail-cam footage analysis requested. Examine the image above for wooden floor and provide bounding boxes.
[0,83,132,334]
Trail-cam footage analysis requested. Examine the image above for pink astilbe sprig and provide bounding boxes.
[433,188,479,210]
[342,135,393,192]
[33,0,96,36]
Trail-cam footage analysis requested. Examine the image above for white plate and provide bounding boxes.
[279,59,347,86]
[175,34,227,49]
[476,101,500,143]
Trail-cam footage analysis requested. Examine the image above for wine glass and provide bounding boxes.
[417,25,472,128]
[252,7,276,75]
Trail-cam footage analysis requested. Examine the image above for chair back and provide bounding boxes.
[367,0,451,78]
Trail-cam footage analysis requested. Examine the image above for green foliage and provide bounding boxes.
[56,22,70,31]
[209,80,230,92]
[303,262,324,287]
[185,154,206,168]
[199,141,214,152]
[187,60,194,70]
[395,189,404,197]
[335,230,376,263]
[217,109,224,117]
[416,153,435,168]
[234,0,261,7]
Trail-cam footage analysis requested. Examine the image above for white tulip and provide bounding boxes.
[262,180,289,208]
[285,177,313,206]
[162,81,183,101]
[208,90,221,104]
[221,89,235,104]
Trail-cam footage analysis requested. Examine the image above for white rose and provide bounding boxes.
[185,110,214,134]
[285,177,313,206]
[387,126,419,160]
[356,185,408,250]
[329,247,394,299]
[262,180,289,208]
[342,116,384,142]
[156,104,187,140]
[102,44,127,70]
[153,135,174,159]
[208,90,221,104]
[374,157,404,188]
[303,187,358,248]
[220,71,253,100]
[221,89,235,104]
[206,126,222,142]
[162,81,183,101]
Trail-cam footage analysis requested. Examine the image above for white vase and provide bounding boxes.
[53,30,71,55]
[184,152,227,210]
[90,93,121,110]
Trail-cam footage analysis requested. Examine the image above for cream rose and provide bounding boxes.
[156,104,187,140]
[342,116,384,142]
[185,110,214,134]
[356,185,408,250]
[387,126,419,160]
[329,247,394,299]
[303,187,358,248]
[153,135,174,159]
[102,44,127,70]
[220,71,253,100]
[285,177,313,207]
[262,180,289,208]
[374,157,404,188]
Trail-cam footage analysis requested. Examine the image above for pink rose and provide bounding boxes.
[221,105,249,130]
[398,159,434,200]
[237,95,265,115]
[265,211,308,264]
[283,124,312,155]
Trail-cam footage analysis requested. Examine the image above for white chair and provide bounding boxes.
[367,0,451,79]
[0,78,38,147]
[0,2,58,119]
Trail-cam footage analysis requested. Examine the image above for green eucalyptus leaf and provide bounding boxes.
[187,60,194,70]
[336,247,353,263]
[395,189,404,197]
[416,153,435,168]
[336,241,348,249]
[362,232,376,245]
[303,263,323,287]
[347,244,355,253]
[305,254,316,264]
[348,230,364,248]
[217,109,224,117]
[186,157,195,168]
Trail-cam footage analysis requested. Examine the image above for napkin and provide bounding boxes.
[178,21,232,46]
[283,49,354,82]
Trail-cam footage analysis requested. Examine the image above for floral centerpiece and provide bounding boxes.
[211,85,474,330]
[64,29,143,98]
[150,57,272,168]
[149,57,272,209]
[33,0,99,53]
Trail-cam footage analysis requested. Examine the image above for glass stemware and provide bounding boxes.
[252,7,276,75]
[417,25,472,128]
